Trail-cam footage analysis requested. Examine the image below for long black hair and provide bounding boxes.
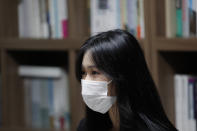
[75,29,177,131]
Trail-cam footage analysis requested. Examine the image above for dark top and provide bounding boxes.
[77,118,88,131]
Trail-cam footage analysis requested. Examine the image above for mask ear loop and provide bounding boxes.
[107,80,113,85]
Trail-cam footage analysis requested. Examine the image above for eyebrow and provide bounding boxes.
[82,65,97,69]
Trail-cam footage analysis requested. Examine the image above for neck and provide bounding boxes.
[109,103,119,131]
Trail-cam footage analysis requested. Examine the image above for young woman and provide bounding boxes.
[75,29,177,131]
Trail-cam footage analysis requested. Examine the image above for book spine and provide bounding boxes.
[182,75,189,131]
[58,0,68,38]
[18,0,25,38]
[188,77,196,131]
[48,78,55,128]
[40,79,50,128]
[127,0,137,36]
[39,0,49,38]
[165,0,177,37]
[49,0,56,38]
[189,0,197,36]
[24,78,32,127]
[182,0,189,37]
[116,0,121,29]
[31,79,42,128]
[120,0,127,30]
[174,75,183,131]
[176,0,183,37]
[139,0,145,38]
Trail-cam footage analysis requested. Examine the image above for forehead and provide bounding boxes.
[82,51,95,68]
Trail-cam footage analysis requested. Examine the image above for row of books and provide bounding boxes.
[166,0,197,37]
[19,66,70,130]
[18,0,68,38]
[174,74,197,131]
[90,0,145,38]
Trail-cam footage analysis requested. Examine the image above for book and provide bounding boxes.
[176,0,183,37]
[24,78,32,127]
[127,0,138,36]
[174,74,183,131]
[165,0,176,37]
[18,65,62,78]
[90,0,121,35]
[189,0,197,36]
[58,0,68,38]
[120,0,127,30]
[17,0,68,38]
[139,0,145,38]
[21,66,70,130]
[182,0,189,37]
[31,78,42,128]
[174,74,197,131]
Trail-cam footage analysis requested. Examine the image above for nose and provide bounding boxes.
[83,74,92,81]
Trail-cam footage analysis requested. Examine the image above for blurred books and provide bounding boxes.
[90,0,145,38]
[19,65,70,130]
[174,74,197,131]
[18,0,68,39]
[165,0,197,37]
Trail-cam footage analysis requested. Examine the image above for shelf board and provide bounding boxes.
[153,37,197,51]
[0,38,86,50]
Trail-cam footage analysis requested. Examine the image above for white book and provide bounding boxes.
[32,0,41,38]
[22,0,34,37]
[39,0,49,38]
[116,0,121,29]
[165,0,176,37]
[127,0,138,36]
[28,0,35,37]
[18,65,62,78]
[90,0,120,35]
[182,75,189,131]
[174,74,183,131]
[53,69,70,130]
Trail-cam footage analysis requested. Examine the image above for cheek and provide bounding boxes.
[107,84,116,96]
[94,74,109,81]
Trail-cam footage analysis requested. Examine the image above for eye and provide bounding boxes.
[91,70,100,75]
[81,70,86,76]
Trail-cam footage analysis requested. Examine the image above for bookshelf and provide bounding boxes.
[0,0,151,131]
[150,0,197,127]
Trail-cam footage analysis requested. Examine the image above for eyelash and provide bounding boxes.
[81,70,100,76]
[91,71,100,75]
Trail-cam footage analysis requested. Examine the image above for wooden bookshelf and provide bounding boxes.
[0,0,152,131]
[150,0,197,126]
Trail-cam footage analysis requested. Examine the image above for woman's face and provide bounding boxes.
[81,50,115,96]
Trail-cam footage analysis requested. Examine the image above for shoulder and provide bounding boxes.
[77,118,88,131]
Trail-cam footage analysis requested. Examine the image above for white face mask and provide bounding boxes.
[81,79,117,114]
